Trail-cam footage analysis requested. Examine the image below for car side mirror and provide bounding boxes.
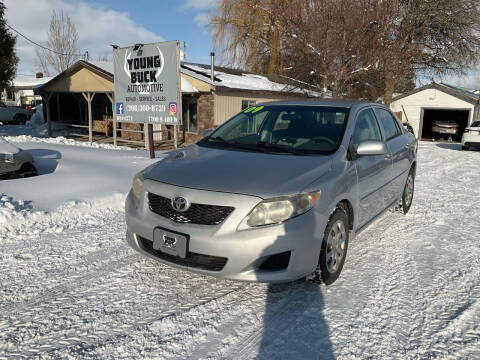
[356,141,387,156]
[202,129,213,138]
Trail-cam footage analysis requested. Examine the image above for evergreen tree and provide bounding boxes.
[0,1,18,93]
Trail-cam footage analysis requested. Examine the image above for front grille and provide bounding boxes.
[138,236,228,271]
[148,193,234,225]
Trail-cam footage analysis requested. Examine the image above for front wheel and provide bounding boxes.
[401,170,415,214]
[309,209,349,285]
[13,114,27,125]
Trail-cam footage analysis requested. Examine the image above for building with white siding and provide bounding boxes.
[390,82,479,141]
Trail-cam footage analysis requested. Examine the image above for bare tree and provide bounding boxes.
[35,10,80,75]
[212,0,480,101]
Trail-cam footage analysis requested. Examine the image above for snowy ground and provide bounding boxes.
[0,134,479,359]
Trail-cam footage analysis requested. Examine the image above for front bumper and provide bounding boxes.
[125,179,328,282]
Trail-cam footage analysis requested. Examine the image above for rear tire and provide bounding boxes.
[309,208,349,285]
[462,145,470,151]
[401,169,415,214]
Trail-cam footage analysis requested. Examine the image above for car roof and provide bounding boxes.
[257,99,381,108]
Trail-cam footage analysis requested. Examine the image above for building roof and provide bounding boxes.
[35,59,322,96]
[35,60,198,94]
[14,75,55,88]
[180,62,322,96]
[392,82,479,105]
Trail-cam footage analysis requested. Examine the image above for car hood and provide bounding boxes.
[144,144,333,198]
[0,137,20,155]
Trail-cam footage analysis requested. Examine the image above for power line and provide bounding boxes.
[5,22,82,57]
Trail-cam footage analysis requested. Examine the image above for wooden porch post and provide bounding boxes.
[82,92,95,143]
[43,93,53,137]
[105,92,116,146]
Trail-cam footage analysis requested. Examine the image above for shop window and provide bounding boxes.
[241,99,256,110]
[182,99,198,133]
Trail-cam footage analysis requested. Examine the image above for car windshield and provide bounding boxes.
[199,105,350,155]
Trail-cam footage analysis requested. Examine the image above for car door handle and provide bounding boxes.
[385,154,392,159]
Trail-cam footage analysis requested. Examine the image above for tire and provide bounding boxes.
[462,145,470,151]
[401,169,415,215]
[310,208,349,285]
[18,162,38,178]
[13,114,27,125]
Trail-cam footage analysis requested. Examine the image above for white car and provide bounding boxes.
[0,138,37,179]
[462,121,480,150]
[0,101,30,125]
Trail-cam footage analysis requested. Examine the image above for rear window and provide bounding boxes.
[471,121,480,127]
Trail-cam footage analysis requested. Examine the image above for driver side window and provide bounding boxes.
[352,108,382,150]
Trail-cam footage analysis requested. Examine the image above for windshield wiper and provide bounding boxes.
[208,136,230,143]
[208,137,267,152]
[256,141,304,155]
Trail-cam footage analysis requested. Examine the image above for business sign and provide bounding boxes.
[113,40,182,125]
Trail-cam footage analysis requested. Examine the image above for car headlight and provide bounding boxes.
[132,171,145,204]
[241,191,321,228]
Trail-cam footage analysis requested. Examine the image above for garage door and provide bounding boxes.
[421,109,469,142]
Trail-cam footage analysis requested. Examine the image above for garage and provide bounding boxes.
[421,109,469,142]
[390,82,479,141]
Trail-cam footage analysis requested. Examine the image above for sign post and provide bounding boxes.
[113,40,182,158]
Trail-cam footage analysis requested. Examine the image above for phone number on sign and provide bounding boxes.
[126,104,166,112]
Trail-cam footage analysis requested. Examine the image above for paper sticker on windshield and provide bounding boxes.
[244,106,264,114]
[243,107,256,113]
[251,106,264,113]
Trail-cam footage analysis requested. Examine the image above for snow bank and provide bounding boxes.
[4,134,132,150]
[25,104,45,131]
[0,141,163,211]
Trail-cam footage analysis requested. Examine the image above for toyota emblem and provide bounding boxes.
[171,196,189,212]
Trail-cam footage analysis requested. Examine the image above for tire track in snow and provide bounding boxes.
[0,281,249,359]
[0,253,137,319]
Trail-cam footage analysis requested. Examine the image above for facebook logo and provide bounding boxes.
[116,102,124,115]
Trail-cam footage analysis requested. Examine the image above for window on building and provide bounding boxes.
[6,89,15,101]
[182,98,198,133]
[241,99,256,111]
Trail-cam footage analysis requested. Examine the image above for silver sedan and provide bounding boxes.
[0,138,37,179]
[125,100,417,284]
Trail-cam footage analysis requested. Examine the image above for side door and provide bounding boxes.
[352,107,392,228]
[373,107,411,205]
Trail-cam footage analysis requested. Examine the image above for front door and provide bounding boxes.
[352,108,393,228]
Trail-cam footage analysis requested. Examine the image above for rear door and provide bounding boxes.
[352,107,392,228]
[374,108,411,205]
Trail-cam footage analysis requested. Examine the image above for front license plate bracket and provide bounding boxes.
[153,227,189,259]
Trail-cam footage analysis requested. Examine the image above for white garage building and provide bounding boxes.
[390,82,479,140]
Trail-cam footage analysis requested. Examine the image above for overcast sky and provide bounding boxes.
[4,0,217,77]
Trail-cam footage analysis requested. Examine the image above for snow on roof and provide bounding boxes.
[88,61,114,74]
[13,75,55,88]
[181,63,321,96]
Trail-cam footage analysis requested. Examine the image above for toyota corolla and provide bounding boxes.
[125,100,417,284]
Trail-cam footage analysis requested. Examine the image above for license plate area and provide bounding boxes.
[153,227,189,259]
